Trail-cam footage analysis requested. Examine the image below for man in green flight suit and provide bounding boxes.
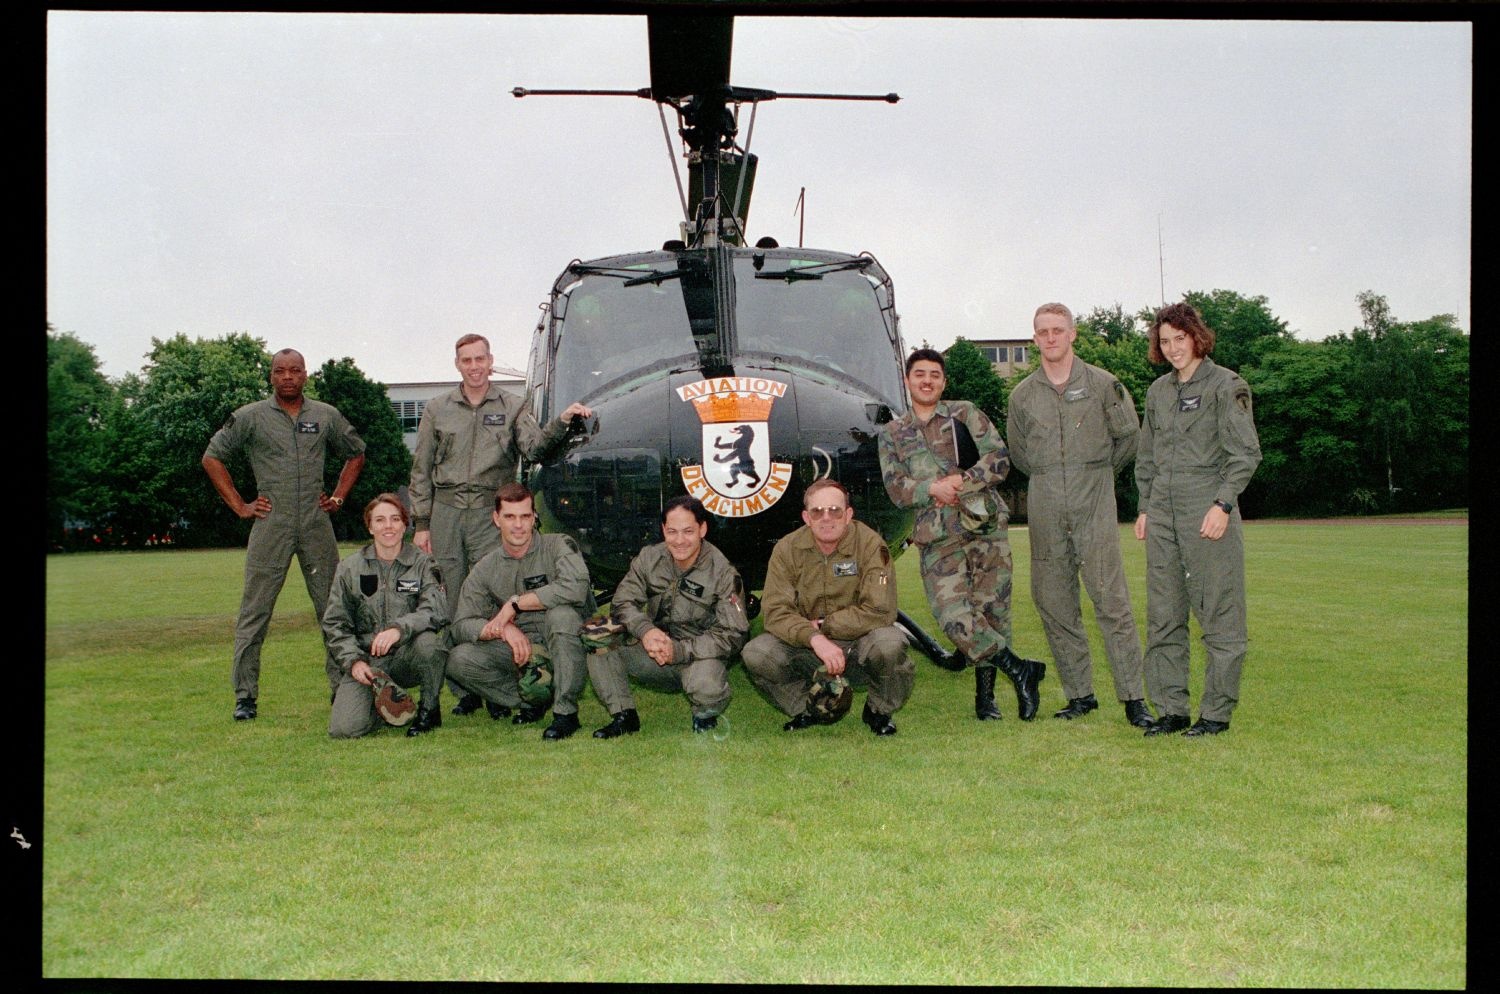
[444,482,596,740]
[1007,303,1156,728]
[203,348,366,722]
[741,478,911,736]
[587,495,749,738]
[407,333,592,719]
[877,348,1045,722]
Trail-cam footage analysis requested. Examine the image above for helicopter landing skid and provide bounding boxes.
[895,610,966,671]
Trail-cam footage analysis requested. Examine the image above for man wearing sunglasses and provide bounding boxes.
[741,479,911,735]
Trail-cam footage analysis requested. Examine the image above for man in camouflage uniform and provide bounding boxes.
[322,494,448,739]
[1008,303,1155,728]
[407,333,592,717]
[587,495,749,738]
[741,479,911,736]
[202,348,366,721]
[878,348,1045,721]
[445,482,596,740]
[1135,302,1262,737]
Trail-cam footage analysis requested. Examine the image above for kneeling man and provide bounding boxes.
[588,496,749,738]
[446,482,595,740]
[741,479,911,735]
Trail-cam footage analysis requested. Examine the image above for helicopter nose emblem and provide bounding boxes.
[677,376,793,517]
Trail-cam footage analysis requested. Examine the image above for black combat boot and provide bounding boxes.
[1122,699,1156,729]
[406,704,443,737]
[451,692,484,716]
[1054,694,1099,720]
[542,712,581,740]
[593,709,641,739]
[974,666,1004,721]
[233,697,257,721]
[997,646,1045,721]
[512,703,548,725]
[861,701,898,736]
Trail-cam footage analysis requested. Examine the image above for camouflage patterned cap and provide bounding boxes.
[579,614,632,654]
[517,643,555,708]
[370,668,416,726]
[956,479,1004,536]
[807,671,853,725]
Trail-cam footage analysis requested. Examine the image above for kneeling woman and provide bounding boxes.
[322,493,449,738]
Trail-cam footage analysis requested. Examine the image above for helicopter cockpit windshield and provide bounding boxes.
[732,256,903,406]
[549,251,904,411]
[550,271,700,406]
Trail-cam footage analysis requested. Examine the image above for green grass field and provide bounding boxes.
[43,522,1467,985]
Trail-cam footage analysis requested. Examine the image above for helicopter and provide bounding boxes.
[514,13,961,670]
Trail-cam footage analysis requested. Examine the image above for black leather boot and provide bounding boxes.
[1123,698,1156,729]
[593,709,641,739]
[450,692,483,716]
[1054,694,1099,720]
[406,704,443,737]
[997,647,1045,721]
[974,666,1003,721]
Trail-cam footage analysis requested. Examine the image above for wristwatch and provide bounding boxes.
[330,495,344,508]
[1213,499,1233,514]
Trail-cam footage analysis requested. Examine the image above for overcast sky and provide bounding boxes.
[47,11,1471,385]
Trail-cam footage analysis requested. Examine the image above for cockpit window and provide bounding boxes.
[551,274,698,405]
[734,257,904,405]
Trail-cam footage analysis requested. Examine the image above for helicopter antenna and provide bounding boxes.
[1157,213,1167,308]
[794,187,806,247]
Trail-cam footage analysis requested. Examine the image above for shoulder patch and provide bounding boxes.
[560,535,581,555]
[879,545,891,566]
[1113,381,1126,400]
[1234,387,1252,413]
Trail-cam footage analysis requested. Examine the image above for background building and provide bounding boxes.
[966,338,1032,378]
[385,365,525,453]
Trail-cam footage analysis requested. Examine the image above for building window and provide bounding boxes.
[977,346,1001,364]
[391,399,426,432]
[1012,346,1028,364]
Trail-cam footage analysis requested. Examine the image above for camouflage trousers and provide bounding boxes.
[918,532,1012,669]
[328,631,447,739]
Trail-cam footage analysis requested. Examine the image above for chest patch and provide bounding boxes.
[833,560,859,578]
[360,574,378,597]
[523,573,549,591]
[297,421,321,434]
[396,578,420,595]
[678,577,705,599]
[1178,395,1202,412]
[1064,386,1089,402]
[483,413,507,426]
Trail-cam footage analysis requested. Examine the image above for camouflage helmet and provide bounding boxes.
[807,670,853,725]
[369,668,416,726]
[517,642,555,708]
[579,613,631,654]
[957,479,1003,536]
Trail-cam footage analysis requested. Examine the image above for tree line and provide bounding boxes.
[934,288,1467,520]
[47,331,411,550]
[47,287,1467,550]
